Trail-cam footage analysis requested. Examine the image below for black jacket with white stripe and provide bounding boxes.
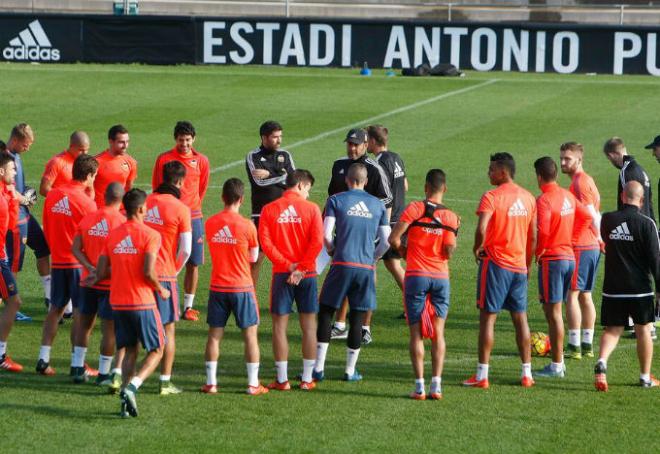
[601,204,660,298]
[245,146,295,216]
[617,155,655,225]
[327,154,393,208]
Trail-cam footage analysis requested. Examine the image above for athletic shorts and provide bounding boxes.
[207,290,259,329]
[188,218,204,266]
[571,248,600,292]
[80,287,113,320]
[270,272,318,315]
[114,308,165,351]
[538,259,575,304]
[320,265,376,312]
[601,294,655,327]
[51,268,83,309]
[404,275,449,324]
[155,281,180,325]
[7,216,50,272]
[476,258,527,313]
[0,259,18,299]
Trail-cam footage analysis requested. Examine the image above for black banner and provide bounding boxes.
[1,13,660,75]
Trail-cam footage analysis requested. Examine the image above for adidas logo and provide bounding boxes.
[508,198,528,217]
[609,222,633,241]
[145,206,164,226]
[339,169,344,174]
[394,162,405,178]
[560,197,574,216]
[113,235,138,254]
[277,205,302,224]
[87,219,110,237]
[51,196,71,216]
[211,225,237,244]
[347,201,373,218]
[2,20,60,62]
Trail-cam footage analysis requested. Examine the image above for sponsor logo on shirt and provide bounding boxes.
[2,20,61,62]
[609,222,633,241]
[87,219,110,237]
[422,227,443,236]
[211,225,237,244]
[507,198,528,217]
[277,205,302,224]
[347,201,373,218]
[113,235,138,254]
[145,206,164,226]
[560,197,574,216]
[394,162,405,179]
[51,196,71,216]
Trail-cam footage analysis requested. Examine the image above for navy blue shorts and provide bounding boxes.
[188,218,204,266]
[404,275,450,324]
[476,258,527,313]
[320,265,376,312]
[207,290,259,329]
[51,268,83,309]
[114,308,165,351]
[538,259,575,304]
[0,259,18,299]
[80,287,113,320]
[571,248,600,292]
[7,216,50,273]
[270,273,318,315]
[155,281,180,325]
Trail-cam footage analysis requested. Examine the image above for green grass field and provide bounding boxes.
[1,63,659,453]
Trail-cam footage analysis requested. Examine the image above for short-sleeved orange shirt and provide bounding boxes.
[42,151,76,190]
[93,150,138,208]
[569,171,601,249]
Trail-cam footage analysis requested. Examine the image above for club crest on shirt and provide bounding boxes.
[121,162,130,171]
[189,159,197,168]
[277,155,285,163]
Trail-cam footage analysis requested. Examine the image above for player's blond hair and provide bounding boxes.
[560,142,583,155]
[10,123,34,141]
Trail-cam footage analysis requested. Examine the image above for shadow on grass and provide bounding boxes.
[3,402,118,420]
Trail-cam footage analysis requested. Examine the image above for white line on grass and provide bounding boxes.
[210,79,499,174]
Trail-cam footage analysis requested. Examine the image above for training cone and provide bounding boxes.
[360,62,372,76]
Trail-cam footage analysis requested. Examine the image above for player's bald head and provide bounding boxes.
[70,131,89,147]
[346,163,368,185]
[622,180,644,205]
[105,182,125,206]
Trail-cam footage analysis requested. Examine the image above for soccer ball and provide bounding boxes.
[530,332,551,357]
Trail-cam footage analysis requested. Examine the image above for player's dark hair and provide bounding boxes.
[123,188,147,218]
[560,142,583,155]
[108,124,128,141]
[534,156,558,182]
[346,163,368,184]
[425,169,446,193]
[490,152,516,178]
[155,161,186,199]
[72,154,99,182]
[366,125,388,147]
[0,140,6,154]
[603,137,625,154]
[174,121,196,139]
[104,182,125,205]
[0,150,14,169]
[222,178,244,205]
[260,121,282,137]
[286,169,315,188]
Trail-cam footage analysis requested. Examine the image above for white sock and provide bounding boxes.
[72,346,86,368]
[160,374,171,382]
[568,329,580,347]
[275,361,288,383]
[430,376,441,394]
[522,363,532,378]
[41,275,51,299]
[111,367,122,375]
[345,347,360,375]
[476,363,489,381]
[597,358,607,369]
[640,373,651,382]
[0,341,6,357]
[362,325,370,333]
[184,294,195,310]
[334,321,346,331]
[64,300,73,315]
[246,362,259,387]
[314,342,329,372]
[551,362,564,373]
[302,358,315,383]
[39,345,51,363]
[582,329,594,345]
[415,378,425,394]
[129,376,143,389]
[98,355,113,375]
[206,361,217,386]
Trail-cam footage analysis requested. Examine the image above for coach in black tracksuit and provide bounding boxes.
[595,181,660,389]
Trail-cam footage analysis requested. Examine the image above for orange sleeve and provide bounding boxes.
[199,155,210,202]
[476,192,494,215]
[247,221,258,249]
[152,155,163,191]
[536,196,551,257]
[41,157,59,184]
[573,200,593,244]
[443,211,460,247]
[128,157,138,187]
[258,207,292,271]
[145,231,160,254]
[180,206,192,233]
[297,204,324,273]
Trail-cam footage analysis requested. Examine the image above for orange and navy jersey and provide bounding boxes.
[258,190,323,274]
[43,181,97,269]
[0,183,11,261]
[93,149,138,208]
[75,206,126,290]
[152,148,210,219]
[103,220,160,311]
[477,182,536,273]
[144,192,192,281]
[536,183,591,261]
[205,210,258,291]
[2,183,19,233]
[400,200,460,278]
[42,151,76,190]
[569,171,601,249]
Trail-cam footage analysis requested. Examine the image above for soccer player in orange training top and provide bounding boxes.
[40,131,91,196]
[152,121,209,322]
[389,169,459,400]
[0,151,25,372]
[93,124,137,209]
[71,182,126,390]
[202,178,268,396]
[463,152,536,389]
[560,142,603,359]
[37,154,98,378]
[533,157,592,379]
[144,161,192,395]
[258,169,323,391]
[93,188,168,418]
